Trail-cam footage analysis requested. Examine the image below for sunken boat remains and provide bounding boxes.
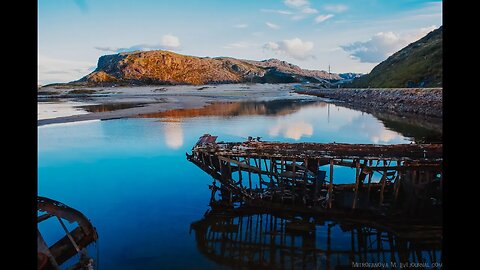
[38,196,98,270]
[187,134,442,222]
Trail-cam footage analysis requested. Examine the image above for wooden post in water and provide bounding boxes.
[328,159,334,208]
[255,158,263,194]
[247,156,252,193]
[237,157,243,187]
[268,158,274,200]
[208,154,213,169]
[281,158,285,202]
[292,159,297,204]
[379,169,387,206]
[366,160,373,202]
[201,152,206,168]
[393,171,402,205]
[352,159,360,209]
[227,160,233,203]
[218,157,224,180]
[314,159,319,202]
[303,158,308,204]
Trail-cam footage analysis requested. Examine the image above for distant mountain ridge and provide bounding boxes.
[73,50,341,86]
[348,26,442,88]
[339,73,363,80]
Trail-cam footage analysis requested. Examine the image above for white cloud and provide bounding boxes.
[279,0,318,19]
[404,25,438,41]
[38,54,95,85]
[315,14,334,23]
[263,38,314,60]
[233,23,248,28]
[223,41,257,49]
[324,4,348,13]
[264,42,280,51]
[95,34,181,53]
[161,34,181,49]
[301,7,318,14]
[284,0,309,8]
[341,25,437,63]
[266,22,280,29]
[291,15,306,21]
[260,9,293,15]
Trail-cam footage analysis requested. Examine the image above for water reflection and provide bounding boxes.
[138,99,440,144]
[80,102,147,113]
[269,120,313,140]
[191,207,442,270]
[371,129,402,144]
[38,97,442,270]
[163,120,184,149]
[138,99,320,119]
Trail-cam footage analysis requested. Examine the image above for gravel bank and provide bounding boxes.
[295,88,442,118]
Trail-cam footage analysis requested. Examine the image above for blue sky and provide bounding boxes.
[38,0,442,85]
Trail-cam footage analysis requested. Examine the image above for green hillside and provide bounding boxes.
[349,26,442,88]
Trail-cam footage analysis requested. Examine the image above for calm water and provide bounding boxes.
[38,99,441,269]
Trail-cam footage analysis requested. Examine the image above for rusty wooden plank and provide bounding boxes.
[193,140,442,161]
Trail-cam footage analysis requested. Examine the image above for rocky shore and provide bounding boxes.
[295,87,442,118]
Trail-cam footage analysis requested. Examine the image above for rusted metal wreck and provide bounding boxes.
[38,196,98,270]
[187,134,442,220]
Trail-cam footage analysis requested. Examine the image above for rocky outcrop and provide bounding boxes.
[75,50,340,86]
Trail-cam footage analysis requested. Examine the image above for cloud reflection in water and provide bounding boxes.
[163,120,184,149]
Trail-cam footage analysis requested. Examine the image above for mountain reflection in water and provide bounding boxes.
[138,99,322,118]
[138,99,441,144]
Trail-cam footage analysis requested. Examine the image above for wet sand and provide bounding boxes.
[38,84,304,126]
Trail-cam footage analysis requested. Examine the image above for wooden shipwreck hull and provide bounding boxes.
[187,134,443,220]
[37,196,98,270]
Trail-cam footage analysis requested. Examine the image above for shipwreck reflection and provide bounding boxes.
[190,205,442,270]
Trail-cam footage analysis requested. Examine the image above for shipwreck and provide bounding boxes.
[187,134,443,221]
[38,196,98,270]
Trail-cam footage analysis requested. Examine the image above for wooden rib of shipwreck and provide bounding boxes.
[187,134,442,219]
[38,196,98,270]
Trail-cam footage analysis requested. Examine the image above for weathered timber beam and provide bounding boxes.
[192,141,442,161]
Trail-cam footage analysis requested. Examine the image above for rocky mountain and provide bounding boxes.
[74,50,341,86]
[348,26,442,88]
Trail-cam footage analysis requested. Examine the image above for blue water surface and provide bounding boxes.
[38,100,420,269]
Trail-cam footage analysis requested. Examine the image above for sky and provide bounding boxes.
[38,0,442,85]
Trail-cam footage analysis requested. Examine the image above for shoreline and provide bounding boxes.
[294,87,442,118]
[37,83,307,126]
[37,84,443,137]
